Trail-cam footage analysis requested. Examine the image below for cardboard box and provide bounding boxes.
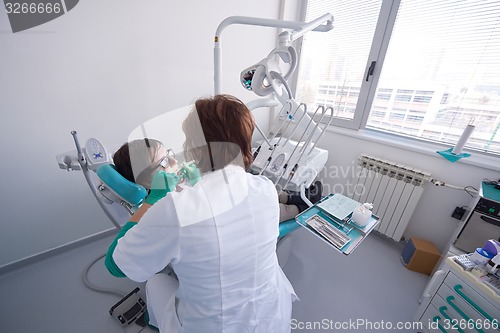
[401,237,441,275]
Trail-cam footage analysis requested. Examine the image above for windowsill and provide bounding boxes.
[325,126,500,172]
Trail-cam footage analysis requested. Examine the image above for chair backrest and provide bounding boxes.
[96,164,147,206]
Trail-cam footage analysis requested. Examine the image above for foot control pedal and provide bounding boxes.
[109,287,146,327]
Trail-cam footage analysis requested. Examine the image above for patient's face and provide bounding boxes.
[156,146,179,173]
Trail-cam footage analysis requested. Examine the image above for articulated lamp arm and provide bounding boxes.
[213,14,333,94]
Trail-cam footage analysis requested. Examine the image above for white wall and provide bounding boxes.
[0,0,281,266]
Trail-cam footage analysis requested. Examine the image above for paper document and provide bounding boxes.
[316,194,361,220]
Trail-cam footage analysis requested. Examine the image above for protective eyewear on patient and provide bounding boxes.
[158,149,176,169]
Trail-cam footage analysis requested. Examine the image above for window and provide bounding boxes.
[406,115,424,124]
[395,94,412,102]
[295,0,383,123]
[295,0,500,155]
[412,95,432,104]
[389,112,405,121]
[371,108,386,118]
[377,93,391,100]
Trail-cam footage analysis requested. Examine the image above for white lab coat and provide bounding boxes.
[113,165,297,332]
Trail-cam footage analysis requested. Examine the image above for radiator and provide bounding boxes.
[349,154,432,241]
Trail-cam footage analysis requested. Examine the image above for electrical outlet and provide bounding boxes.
[452,206,466,220]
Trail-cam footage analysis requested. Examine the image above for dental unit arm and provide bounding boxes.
[56,131,147,230]
[214,14,334,95]
[214,14,334,202]
[57,132,152,329]
[57,132,201,230]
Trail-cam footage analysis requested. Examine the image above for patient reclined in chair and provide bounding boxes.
[94,138,176,215]
[94,138,318,239]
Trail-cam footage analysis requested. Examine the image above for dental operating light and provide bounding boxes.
[214,14,333,95]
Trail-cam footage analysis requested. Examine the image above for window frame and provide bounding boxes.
[292,0,401,130]
[293,0,500,159]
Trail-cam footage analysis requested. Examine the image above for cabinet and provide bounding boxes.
[415,258,500,333]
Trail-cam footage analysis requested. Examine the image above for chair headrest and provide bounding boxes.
[96,164,147,206]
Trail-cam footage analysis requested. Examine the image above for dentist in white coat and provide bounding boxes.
[106,94,297,332]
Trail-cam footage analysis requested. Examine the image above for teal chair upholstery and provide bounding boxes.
[96,163,303,237]
[279,219,300,238]
[96,164,147,206]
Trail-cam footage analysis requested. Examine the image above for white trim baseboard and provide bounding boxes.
[0,228,118,276]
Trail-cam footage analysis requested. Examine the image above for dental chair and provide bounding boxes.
[95,164,147,216]
[101,164,302,239]
[57,132,300,240]
[57,133,148,230]
[97,159,300,267]
[98,161,300,239]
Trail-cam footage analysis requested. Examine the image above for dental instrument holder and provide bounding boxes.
[214,14,334,199]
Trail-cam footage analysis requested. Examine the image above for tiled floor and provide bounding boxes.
[281,229,429,332]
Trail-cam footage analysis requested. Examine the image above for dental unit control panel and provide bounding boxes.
[85,138,109,168]
[57,134,110,172]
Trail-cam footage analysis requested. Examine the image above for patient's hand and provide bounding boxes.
[145,170,181,205]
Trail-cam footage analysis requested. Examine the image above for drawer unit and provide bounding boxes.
[420,302,463,333]
[415,258,500,333]
[443,273,500,326]
[439,284,494,332]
